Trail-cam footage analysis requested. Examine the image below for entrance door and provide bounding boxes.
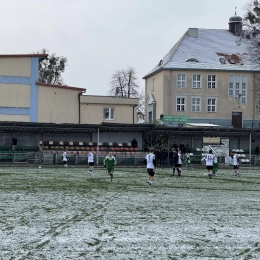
[232,112,242,128]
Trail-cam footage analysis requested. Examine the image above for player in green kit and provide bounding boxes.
[103,152,116,182]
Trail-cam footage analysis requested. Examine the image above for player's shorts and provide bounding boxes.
[88,162,94,166]
[107,166,114,173]
[206,166,213,170]
[176,164,182,168]
[147,168,155,176]
[233,165,239,169]
[63,160,67,164]
[174,163,178,167]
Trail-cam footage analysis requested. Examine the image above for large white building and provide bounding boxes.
[143,14,260,128]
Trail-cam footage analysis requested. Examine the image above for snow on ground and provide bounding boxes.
[1,166,260,260]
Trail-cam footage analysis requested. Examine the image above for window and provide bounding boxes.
[103,108,114,120]
[186,58,198,62]
[207,98,217,112]
[207,75,217,89]
[148,111,153,122]
[178,123,184,127]
[229,75,247,104]
[191,97,202,112]
[192,74,201,88]
[219,58,226,64]
[177,74,186,88]
[176,96,186,111]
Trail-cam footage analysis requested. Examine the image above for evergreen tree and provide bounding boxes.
[37,48,67,85]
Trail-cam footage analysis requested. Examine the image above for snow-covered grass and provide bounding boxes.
[1,166,260,260]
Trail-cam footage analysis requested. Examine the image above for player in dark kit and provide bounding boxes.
[170,148,178,177]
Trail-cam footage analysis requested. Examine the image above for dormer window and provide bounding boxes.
[186,58,198,62]
[230,59,235,64]
[219,58,226,64]
[158,60,163,66]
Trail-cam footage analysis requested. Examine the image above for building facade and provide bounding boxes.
[80,95,139,124]
[0,54,139,124]
[143,15,260,128]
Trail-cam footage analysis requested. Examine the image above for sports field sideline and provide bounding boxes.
[1,166,260,260]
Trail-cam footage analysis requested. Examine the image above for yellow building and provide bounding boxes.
[143,14,260,128]
[0,54,139,124]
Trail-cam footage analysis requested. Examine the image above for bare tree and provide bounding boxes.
[243,1,260,64]
[137,89,145,114]
[37,48,68,85]
[243,1,260,124]
[108,67,145,117]
[108,66,140,98]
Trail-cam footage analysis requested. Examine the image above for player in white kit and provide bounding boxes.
[88,148,95,175]
[231,151,240,177]
[145,148,157,188]
[204,150,214,179]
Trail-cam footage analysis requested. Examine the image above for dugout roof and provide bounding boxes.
[0,122,260,138]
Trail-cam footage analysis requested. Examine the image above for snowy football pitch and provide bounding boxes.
[1,166,260,260]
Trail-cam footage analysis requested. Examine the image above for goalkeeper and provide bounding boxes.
[103,152,116,182]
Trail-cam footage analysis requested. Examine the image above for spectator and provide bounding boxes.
[162,149,168,166]
[179,142,186,154]
[169,149,173,166]
[172,142,178,150]
[131,138,138,148]
[185,144,190,153]
[255,144,260,155]
[155,148,162,166]
[11,135,17,151]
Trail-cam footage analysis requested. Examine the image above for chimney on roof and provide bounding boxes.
[229,9,242,36]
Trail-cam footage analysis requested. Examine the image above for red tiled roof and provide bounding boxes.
[36,82,86,92]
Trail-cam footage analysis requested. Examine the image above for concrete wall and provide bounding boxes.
[0,57,31,77]
[38,86,80,123]
[0,114,30,122]
[0,57,39,122]
[0,83,30,107]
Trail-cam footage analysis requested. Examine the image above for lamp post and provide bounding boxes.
[96,112,109,166]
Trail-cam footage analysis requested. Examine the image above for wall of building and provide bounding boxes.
[145,71,164,121]
[0,57,39,122]
[0,57,31,77]
[38,86,80,123]
[146,70,260,128]
[80,96,138,124]
[0,83,31,107]
[80,103,137,124]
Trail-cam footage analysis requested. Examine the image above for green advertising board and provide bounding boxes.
[161,115,189,122]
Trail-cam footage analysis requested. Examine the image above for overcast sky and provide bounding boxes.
[0,0,249,95]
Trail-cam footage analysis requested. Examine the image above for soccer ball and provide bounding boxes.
[39,166,41,169]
